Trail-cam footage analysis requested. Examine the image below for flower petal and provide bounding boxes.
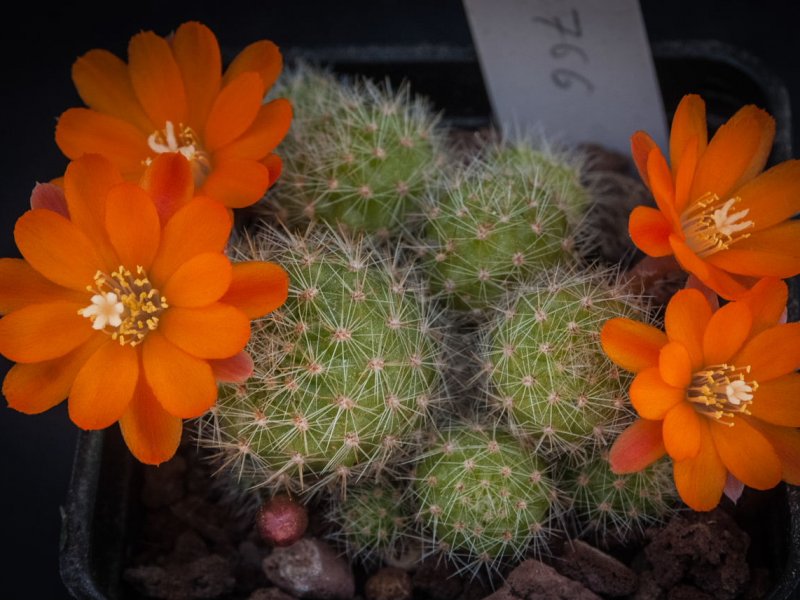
[673,418,726,511]
[664,288,712,370]
[630,367,684,420]
[162,253,232,308]
[631,130,658,187]
[737,278,788,339]
[104,182,161,271]
[142,332,217,418]
[707,221,800,278]
[659,342,692,388]
[745,417,800,485]
[709,417,781,490]
[200,157,270,208]
[204,72,264,152]
[31,183,68,218]
[172,21,221,129]
[3,336,104,414]
[690,105,775,202]
[736,160,800,232]
[734,322,800,382]
[72,48,153,132]
[0,259,84,314]
[748,373,800,427]
[214,98,293,161]
[264,153,283,186]
[669,234,748,301]
[646,147,680,229]
[139,153,195,224]
[220,261,289,319]
[670,95,708,178]
[673,137,698,214]
[128,31,187,127]
[223,40,282,92]
[663,402,702,461]
[63,154,123,266]
[56,108,150,177]
[628,206,674,257]
[208,351,254,383]
[149,197,232,284]
[0,302,95,363]
[160,303,250,359]
[68,340,139,429]
[119,376,182,465]
[608,419,666,474]
[15,209,105,290]
[702,301,752,366]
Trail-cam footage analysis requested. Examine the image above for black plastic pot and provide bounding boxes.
[60,41,800,599]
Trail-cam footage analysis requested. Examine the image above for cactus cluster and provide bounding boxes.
[268,66,444,236]
[208,227,443,495]
[201,64,679,575]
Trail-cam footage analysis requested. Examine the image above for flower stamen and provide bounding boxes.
[146,121,211,187]
[686,363,757,425]
[681,193,754,258]
[79,266,168,346]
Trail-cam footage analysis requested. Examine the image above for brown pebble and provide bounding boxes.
[484,559,601,600]
[667,584,714,600]
[262,538,354,600]
[124,554,235,599]
[365,567,412,600]
[557,539,638,596]
[249,588,298,600]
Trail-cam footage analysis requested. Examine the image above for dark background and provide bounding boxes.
[1,2,798,597]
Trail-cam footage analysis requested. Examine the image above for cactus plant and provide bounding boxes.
[414,424,557,573]
[269,66,444,236]
[421,143,587,311]
[564,451,678,542]
[327,480,417,566]
[203,225,443,496]
[481,267,646,461]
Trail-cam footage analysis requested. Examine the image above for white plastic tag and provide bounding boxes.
[463,0,668,155]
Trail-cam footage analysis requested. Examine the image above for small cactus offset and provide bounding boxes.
[563,452,678,543]
[421,143,587,311]
[480,267,646,461]
[413,424,557,573]
[327,480,418,566]
[204,225,443,496]
[269,66,444,236]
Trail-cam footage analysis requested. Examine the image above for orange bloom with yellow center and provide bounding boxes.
[0,153,289,464]
[56,21,292,209]
[629,94,800,300]
[600,278,800,511]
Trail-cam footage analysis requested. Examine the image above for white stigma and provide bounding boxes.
[79,292,124,331]
[725,379,754,405]
[712,198,753,237]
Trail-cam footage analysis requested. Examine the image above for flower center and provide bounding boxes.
[686,363,758,425]
[146,121,211,187]
[680,193,754,258]
[78,266,168,346]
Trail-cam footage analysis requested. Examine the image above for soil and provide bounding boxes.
[121,439,788,600]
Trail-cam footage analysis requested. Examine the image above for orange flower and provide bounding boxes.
[55,21,292,209]
[600,278,800,511]
[629,94,800,300]
[0,154,289,464]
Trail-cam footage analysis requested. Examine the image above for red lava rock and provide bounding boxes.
[643,509,749,600]
[365,567,413,600]
[557,539,638,597]
[483,559,601,600]
[262,537,355,600]
[257,495,309,547]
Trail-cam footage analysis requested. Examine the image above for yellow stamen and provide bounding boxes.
[79,266,168,346]
[686,363,757,425]
[145,120,211,187]
[681,193,754,258]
